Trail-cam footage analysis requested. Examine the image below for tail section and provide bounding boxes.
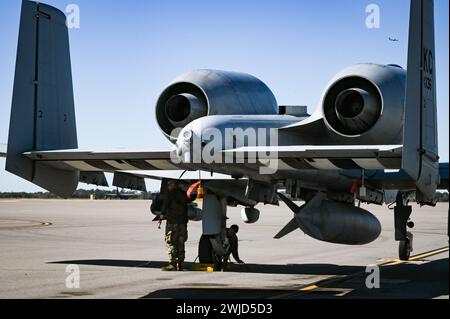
[402,0,439,204]
[6,1,78,197]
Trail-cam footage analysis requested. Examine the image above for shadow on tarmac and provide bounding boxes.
[50,258,448,299]
[139,258,449,299]
[49,259,363,275]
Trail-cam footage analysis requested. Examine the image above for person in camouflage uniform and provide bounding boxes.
[160,180,189,271]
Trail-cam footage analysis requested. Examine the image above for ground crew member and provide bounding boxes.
[160,180,189,271]
[224,224,244,264]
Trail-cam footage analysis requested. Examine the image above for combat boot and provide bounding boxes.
[161,263,177,271]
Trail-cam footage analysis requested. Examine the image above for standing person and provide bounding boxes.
[160,180,189,271]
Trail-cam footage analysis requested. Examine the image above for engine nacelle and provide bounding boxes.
[319,64,406,143]
[155,70,278,141]
[241,207,260,224]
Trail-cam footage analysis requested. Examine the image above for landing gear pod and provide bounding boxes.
[241,207,260,224]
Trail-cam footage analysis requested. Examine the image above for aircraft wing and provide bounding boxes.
[24,149,235,177]
[121,170,238,181]
[17,144,403,200]
[23,149,183,172]
[24,145,402,173]
[24,149,173,161]
[222,145,403,170]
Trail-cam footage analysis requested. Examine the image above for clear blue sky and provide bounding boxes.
[0,0,448,192]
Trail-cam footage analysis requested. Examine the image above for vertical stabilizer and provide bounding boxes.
[6,1,79,197]
[402,0,439,204]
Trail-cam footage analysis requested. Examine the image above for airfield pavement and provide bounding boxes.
[0,199,448,299]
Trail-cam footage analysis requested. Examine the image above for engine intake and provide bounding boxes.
[324,77,382,136]
[165,93,205,127]
[319,64,406,143]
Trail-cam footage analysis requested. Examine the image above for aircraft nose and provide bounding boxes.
[175,129,194,162]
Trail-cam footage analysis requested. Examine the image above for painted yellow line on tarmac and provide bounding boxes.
[383,247,449,266]
[410,247,449,260]
[270,246,449,299]
[382,260,403,266]
[299,284,319,292]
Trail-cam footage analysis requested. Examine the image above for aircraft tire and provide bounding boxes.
[399,239,411,261]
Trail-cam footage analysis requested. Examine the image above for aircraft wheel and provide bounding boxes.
[399,233,413,261]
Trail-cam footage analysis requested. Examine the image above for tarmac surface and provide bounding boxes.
[0,199,448,299]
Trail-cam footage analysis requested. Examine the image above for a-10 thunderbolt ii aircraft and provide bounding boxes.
[2,0,448,263]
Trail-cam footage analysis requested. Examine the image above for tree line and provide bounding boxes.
[0,189,154,200]
[0,189,448,202]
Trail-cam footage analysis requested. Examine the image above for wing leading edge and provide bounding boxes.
[23,145,403,173]
[222,145,403,170]
[24,149,181,172]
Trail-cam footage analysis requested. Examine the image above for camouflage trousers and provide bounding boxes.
[165,223,188,264]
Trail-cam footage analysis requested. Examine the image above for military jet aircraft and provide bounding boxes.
[3,0,448,263]
[104,187,144,200]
